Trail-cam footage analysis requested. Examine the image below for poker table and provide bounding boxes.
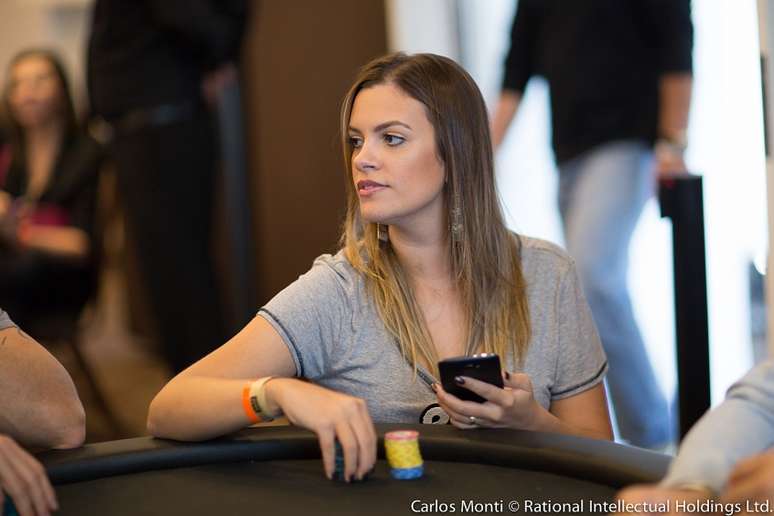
[39,424,669,516]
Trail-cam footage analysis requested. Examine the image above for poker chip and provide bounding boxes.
[332,440,372,482]
[384,430,423,480]
[3,496,18,516]
[332,440,345,481]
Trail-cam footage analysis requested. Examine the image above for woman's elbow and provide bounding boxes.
[588,418,614,441]
[147,389,222,442]
[146,392,182,440]
[596,428,614,441]
[146,395,166,438]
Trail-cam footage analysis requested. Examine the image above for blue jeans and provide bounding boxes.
[558,140,673,447]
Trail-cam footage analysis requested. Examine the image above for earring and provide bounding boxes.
[450,194,463,243]
[377,223,389,243]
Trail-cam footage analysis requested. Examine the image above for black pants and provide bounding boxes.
[0,248,93,330]
[111,109,225,373]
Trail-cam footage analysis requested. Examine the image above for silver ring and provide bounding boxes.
[468,415,477,425]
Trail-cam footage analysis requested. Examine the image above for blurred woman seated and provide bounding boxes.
[0,49,103,329]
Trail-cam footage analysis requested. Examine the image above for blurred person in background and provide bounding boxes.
[87,0,247,373]
[0,49,103,330]
[491,0,693,450]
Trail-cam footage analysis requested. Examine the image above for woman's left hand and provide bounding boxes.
[0,199,31,246]
[0,192,11,219]
[434,372,544,430]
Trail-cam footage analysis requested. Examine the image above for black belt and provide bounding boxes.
[108,101,198,134]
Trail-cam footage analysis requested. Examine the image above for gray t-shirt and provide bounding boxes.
[258,235,607,424]
[0,309,14,330]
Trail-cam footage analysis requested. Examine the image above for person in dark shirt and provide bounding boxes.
[0,49,103,329]
[491,0,693,449]
[87,0,247,373]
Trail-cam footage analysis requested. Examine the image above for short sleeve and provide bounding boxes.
[0,309,16,330]
[147,0,247,69]
[501,0,539,93]
[551,261,608,400]
[635,0,693,74]
[257,256,350,380]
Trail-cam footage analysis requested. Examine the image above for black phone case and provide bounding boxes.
[438,354,504,403]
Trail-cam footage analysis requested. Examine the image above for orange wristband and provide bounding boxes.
[242,382,260,424]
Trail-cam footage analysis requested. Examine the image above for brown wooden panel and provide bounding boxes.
[241,0,387,303]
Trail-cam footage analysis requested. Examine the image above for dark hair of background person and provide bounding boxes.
[2,48,79,170]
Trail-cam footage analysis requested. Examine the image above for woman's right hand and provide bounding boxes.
[0,194,28,246]
[265,378,377,482]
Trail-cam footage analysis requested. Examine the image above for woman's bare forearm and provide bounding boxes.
[147,376,256,441]
[534,408,613,440]
[21,225,89,259]
[148,316,300,440]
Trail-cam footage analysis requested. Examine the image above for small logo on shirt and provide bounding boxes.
[420,403,450,425]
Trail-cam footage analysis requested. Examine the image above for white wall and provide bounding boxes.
[759,0,774,357]
[692,0,764,399]
[384,0,460,59]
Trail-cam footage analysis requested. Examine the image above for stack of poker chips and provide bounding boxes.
[333,440,346,481]
[332,440,373,482]
[384,430,423,480]
[3,496,18,516]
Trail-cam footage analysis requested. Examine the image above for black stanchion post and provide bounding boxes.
[658,175,711,439]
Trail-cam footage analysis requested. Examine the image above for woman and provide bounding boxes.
[0,49,102,328]
[148,53,612,482]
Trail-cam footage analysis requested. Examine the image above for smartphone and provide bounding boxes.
[438,353,504,403]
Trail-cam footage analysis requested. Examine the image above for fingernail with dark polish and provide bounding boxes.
[454,376,465,385]
[504,371,510,380]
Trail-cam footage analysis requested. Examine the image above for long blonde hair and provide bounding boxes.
[340,53,530,377]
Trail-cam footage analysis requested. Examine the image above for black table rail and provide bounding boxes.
[40,424,670,488]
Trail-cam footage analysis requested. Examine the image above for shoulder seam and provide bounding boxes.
[258,307,305,378]
[522,239,574,264]
[552,360,608,397]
